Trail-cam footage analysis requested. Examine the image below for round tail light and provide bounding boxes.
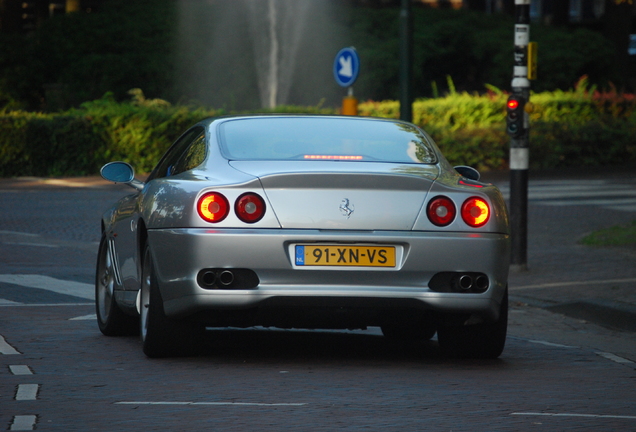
[427,196,456,227]
[461,197,490,227]
[235,193,266,223]
[197,192,230,223]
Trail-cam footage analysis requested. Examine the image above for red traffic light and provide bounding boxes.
[506,95,525,138]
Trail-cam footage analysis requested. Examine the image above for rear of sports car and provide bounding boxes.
[143,116,511,358]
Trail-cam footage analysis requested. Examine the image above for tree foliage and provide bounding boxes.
[348,7,622,101]
[0,2,628,111]
[0,0,175,110]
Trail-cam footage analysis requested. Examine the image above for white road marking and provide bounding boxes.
[0,298,21,305]
[69,314,96,321]
[496,181,636,212]
[9,415,37,431]
[539,198,636,206]
[527,340,577,349]
[0,231,40,237]
[511,412,636,420]
[15,384,39,401]
[9,365,33,375]
[116,401,307,407]
[0,303,93,308]
[0,274,94,300]
[596,351,635,365]
[607,205,636,212]
[0,335,21,355]
[529,189,636,200]
[512,278,636,291]
[0,231,98,251]
[2,242,59,248]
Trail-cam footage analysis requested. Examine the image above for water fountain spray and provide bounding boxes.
[246,0,310,108]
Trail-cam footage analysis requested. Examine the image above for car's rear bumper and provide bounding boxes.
[148,228,510,324]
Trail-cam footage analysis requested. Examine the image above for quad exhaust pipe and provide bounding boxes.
[428,272,490,294]
[197,268,259,290]
[457,274,490,291]
[200,270,234,287]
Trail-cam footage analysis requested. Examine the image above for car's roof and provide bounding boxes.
[204,113,412,126]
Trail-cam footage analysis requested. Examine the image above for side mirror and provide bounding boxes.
[100,162,144,190]
[454,165,480,181]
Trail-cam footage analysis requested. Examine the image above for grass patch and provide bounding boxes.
[580,220,636,247]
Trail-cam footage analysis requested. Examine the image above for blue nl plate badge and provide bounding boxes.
[295,245,305,266]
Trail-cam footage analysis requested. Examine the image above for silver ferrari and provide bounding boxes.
[97,115,510,358]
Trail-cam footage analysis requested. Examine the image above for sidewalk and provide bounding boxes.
[483,168,636,360]
[0,175,121,190]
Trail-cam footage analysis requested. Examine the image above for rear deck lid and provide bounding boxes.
[230,161,438,230]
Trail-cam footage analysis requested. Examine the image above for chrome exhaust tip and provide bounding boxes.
[219,270,234,286]
[458,275,473,290]
[201,271,216,287]
[475,275,489,291]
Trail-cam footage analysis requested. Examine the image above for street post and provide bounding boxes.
[508,0,531,271]
[399,0,413,122]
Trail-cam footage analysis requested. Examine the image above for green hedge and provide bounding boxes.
[1,84,635,177]
[359,79,636,171]
[0,93,206,177]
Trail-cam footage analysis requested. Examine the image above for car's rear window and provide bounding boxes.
[218,117,438,164]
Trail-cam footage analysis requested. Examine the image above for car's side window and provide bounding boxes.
[171,133,207,176]
[148,126,205,181]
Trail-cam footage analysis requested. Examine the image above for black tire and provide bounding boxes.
[140,244,203,358]
[437,288,508,359]
[95,235,137,336]
[381,315,436,341]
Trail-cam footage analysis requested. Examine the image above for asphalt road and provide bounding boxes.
[1,173,635,431]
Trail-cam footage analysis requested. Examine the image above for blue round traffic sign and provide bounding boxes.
[333,47,360,88]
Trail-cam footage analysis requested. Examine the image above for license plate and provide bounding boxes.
[295,245,396,267]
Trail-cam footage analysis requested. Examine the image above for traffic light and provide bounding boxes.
[506,95,526,138]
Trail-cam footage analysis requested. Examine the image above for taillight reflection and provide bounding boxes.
[235,193,266,223]
[461,197,490,227]
[197,192,230,223]
[427,196,456,227]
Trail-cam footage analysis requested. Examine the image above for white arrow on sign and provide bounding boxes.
[339,55,353,78]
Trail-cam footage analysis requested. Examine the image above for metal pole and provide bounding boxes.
[399,0,413,123]
[510,0,530,271]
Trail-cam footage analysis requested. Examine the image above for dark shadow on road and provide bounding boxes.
[189,328,509,367]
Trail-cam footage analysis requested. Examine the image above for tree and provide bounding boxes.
[545,0,570,26]
[602,0,634,87]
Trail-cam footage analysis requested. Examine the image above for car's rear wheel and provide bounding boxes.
[140,244,203,358]
[95,235,137,336]
[437,288,508,359]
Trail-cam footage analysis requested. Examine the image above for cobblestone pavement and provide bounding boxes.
[1,305,636,431]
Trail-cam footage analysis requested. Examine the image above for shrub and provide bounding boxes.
[0,111,100,176]
[358,79,636,171]
[1,86,635,177]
